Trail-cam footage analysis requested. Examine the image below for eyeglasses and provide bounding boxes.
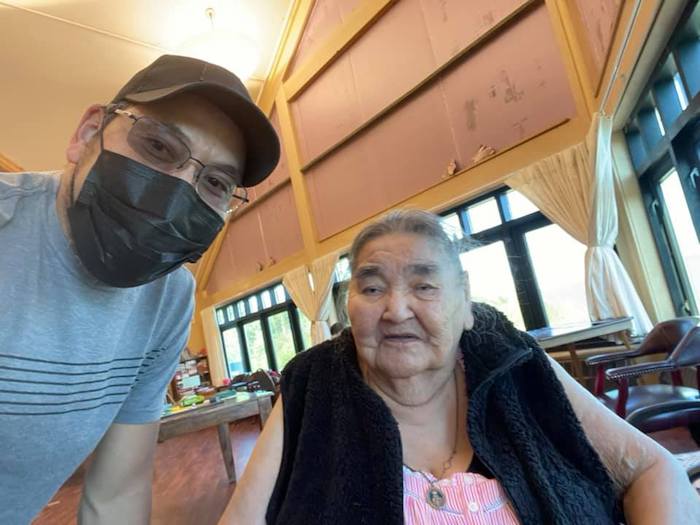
[109,108,249,215]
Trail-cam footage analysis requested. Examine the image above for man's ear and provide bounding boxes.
[463,271,474,330]
[65,105,104,164]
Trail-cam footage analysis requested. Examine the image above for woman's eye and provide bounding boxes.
[415,284,437,294]
[362,286,382,295]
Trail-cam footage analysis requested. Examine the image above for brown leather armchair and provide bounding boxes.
[585,317,699,398]
[601,325,700,417]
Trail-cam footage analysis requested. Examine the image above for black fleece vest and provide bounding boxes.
[266,304,625,524]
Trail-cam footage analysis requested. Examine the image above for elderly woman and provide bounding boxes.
[220,210,699,525]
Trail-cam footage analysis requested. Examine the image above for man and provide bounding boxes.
[0,55,279,524]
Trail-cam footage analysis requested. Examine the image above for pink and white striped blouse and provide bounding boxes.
[403,466,520,524]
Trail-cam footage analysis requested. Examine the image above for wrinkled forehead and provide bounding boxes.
[352,233,454,279]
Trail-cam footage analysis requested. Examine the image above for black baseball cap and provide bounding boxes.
[112,54,280,187]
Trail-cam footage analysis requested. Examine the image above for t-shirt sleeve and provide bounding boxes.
[114,273,195,424]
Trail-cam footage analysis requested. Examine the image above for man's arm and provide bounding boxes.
[78,422,160,525]
[547,355,700,524]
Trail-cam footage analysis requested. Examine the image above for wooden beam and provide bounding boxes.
[257,0,316,115]
[0,152,22,172]
[546,0,596,117]
[275,85,319,258]
[298,0,541,172]
[284,0,398,101]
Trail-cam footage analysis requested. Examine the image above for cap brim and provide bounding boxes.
[123,83,280,187]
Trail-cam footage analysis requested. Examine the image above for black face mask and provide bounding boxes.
[67,150,224,287]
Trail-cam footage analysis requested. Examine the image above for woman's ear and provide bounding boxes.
[65,105,104,164]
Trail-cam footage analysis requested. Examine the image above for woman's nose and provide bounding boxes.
[381,290,413,322]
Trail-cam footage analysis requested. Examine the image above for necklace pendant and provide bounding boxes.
[426,486,446,510]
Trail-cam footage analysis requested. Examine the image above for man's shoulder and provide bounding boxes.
[0,170,58,196]
[0,171,60,225]
[139,267,196,323]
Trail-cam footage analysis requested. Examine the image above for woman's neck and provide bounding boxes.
[361,362,456,424]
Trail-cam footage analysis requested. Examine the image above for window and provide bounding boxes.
[296,308,313,350]
[626,0,700,316]
[525,225,589,326]
[459,241,525,328]
[216,282,310,375]
[243,321,269,370]
[441,188,588,330]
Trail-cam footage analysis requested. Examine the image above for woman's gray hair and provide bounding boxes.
[348,209,468,280]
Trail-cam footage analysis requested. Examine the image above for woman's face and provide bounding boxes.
[348,233,473,379]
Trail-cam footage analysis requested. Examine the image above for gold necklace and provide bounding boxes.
[404,368,460,510]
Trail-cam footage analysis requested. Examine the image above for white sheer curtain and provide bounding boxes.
[201,306,227,386]
[507,113,652,335]
[283,251,340,345]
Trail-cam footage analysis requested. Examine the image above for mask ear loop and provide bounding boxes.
[70,107,109,204]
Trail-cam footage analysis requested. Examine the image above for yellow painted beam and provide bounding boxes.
[284,0,398,101]
[0,152,22,172]
[274,85,319,259]
[257,0,316,115]
[598,0,664,116]
[546,0,596,116]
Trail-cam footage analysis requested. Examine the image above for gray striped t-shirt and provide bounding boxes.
[0,171,194,524]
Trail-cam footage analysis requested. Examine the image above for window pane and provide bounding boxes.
[260,290,272,309]
[505,190,538,220]
[296,308,313,349]
[236,301,246,317]
[467,198,501,233]
[525,225,589,326]
[274,284,287,304]
[441,212,464,239]
[660,169,700,309]
[225,305,236,322]
[216,309,226,326]
[673,71,689,110]
[459,241,525,329]
[248,296,259,314]
[222,327,245,376]
[335,256,351,282]
[243,321,270,370]
[268,311,297,370]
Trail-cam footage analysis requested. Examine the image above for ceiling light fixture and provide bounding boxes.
[176,7,260,82]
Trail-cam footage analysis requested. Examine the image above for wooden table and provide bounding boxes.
[528,317,634,381]
[158,391,273,483]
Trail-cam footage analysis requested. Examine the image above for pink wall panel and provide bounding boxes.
[207,210,266,294]
[418,0,526,64]
[573,0,623,85]
[305,136,383,238]
[349,0,436,119]
[288,0,363,76]
[291,54,364,162]
[253,108,290,200]
[291,0,534,164]
[305,3,576,240]
[258,184,304,264]
[440,4,577,168]
[307,81,457,240]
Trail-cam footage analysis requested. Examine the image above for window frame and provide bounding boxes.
[625,0,700,316]
[216,283,308,375]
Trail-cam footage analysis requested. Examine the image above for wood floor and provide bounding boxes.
[33,416,262,525]
[32,418,698,524]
